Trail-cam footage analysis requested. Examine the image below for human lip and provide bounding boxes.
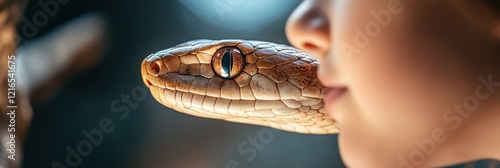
[316,66,347,117]
[323,87,347,117]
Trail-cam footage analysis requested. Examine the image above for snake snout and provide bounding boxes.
[141,59,152,88]
[141,57,167,88]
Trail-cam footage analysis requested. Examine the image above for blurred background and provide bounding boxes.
[15,0,495,168]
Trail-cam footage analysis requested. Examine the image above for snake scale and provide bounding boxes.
[141,39,339,134]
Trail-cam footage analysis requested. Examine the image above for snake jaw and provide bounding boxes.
[141,39,340,134]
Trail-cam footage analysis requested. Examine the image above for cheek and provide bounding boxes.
[333,3,475,134]
[331,0,448,134]
[330,1,478,166]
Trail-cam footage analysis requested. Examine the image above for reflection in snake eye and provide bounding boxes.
[212,47,245,79]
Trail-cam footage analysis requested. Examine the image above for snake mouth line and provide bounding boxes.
[145,72,327,114]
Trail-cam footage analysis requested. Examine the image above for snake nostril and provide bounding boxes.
[153,62,161,74]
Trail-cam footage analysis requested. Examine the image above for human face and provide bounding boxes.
[286,0,499,167]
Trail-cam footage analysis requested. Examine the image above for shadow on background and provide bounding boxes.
[19,0,344,167]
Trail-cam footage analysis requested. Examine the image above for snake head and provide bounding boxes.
[141,39,339,134]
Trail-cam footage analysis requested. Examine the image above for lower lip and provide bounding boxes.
[323,88,347,115]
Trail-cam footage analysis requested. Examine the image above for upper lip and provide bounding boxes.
[317,74,347,92]
[316,66,346,88]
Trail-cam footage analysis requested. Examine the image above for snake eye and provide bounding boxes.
[212,47,245,79]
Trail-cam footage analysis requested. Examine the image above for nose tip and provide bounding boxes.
[286,0,330,57]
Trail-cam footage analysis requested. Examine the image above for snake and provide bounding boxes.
[141,39,338,134]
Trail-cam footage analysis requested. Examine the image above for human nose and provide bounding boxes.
[286,0,331,58]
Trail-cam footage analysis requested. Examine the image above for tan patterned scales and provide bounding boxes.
[141,39,339,134]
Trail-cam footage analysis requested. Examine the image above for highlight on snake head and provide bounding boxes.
[141,39,340,134]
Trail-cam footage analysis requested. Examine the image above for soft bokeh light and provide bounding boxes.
[178,0,297,33]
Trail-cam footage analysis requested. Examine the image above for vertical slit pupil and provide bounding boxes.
[222,49,233,77]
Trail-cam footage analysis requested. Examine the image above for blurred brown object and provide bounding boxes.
[0,0,26,167]
[1,0,107,166]
[16,13,107,101]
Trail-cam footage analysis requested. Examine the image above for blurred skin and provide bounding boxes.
[286,0,500,167]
